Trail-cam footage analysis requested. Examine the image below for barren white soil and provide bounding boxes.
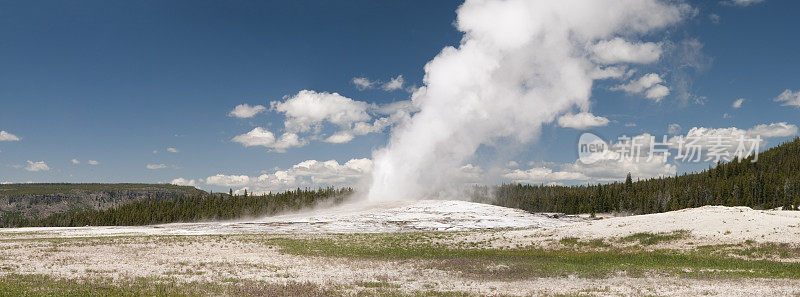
[0,200,581,238]
[2,200,800,296]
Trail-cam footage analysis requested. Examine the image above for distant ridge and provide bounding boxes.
[0,183,206,222]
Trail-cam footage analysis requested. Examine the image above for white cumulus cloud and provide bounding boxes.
[24,161,50,172]
[228,104,267,118]
[167,147,179,153]
[87,160,100,165]
[504,134,677,184]
[613,73,670,102]
[146,164,167,170]
[503,167,588,184]
[0,131,20,142]
[170,178,197,187]
[272,90,371,133]
[232,127,276,147]
[71,159,80,164]
[557,112,610,130]
[666,122,798,158]
[204,158,372,194]
[747,122,798,138]
[590,37,662,64]
[231,127,305,152]
[205,174,251,188]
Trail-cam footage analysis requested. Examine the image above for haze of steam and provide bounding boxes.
[367,0,688,201]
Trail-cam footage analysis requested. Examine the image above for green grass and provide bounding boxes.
[252,233,800,280]
[618,230,690,246]
[0,274,489,297]
[0,274,225,296]
[559,237,610,248]
[5,232,800,296]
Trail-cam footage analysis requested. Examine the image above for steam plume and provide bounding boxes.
[366,0,690,201]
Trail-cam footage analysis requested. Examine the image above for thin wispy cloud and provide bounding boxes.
[146,164,167,170]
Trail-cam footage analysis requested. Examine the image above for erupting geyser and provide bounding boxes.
[366,0,691,201]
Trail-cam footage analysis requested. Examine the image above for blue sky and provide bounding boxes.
[1,0,798,193]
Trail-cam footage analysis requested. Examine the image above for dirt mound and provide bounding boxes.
[555,205,800,243]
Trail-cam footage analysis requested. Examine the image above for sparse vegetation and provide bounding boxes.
[3,232,800,296]
[252,233,800,280]
[618,230,690,246]
[0,273,490,297]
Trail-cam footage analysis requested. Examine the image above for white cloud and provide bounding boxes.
[232,127,276,147]
[666,123,798,155]
[352,77,375,90]
[324,132,355,144]
[381,75,404,91]
[613,73,670,102]
[747,122,798,138]
[271,133,305,152]
[228,104,267,118]
[668,123,682,135]
[723,0,765,7]
[732,98,745,109]
[341,100,417,139]
[170,178,197,187]
[272,90,371,133]
[774,89,800,108]
[566,157,676,182]
[504,134,677,184]
[503,167,588,184]
[167,147,179,153]
[0,131,20,142]
[206,174,251,187]
[24,161,50,172]
[204,158,372,194]
[71,159,80,165]
[231,127,306,152]
[88,160,100,165]
[614,73,663,93]
[353,75,408,92]
[590,37,662,64]
[557,112,610,130]
[248,91,417,149]
[146,164,167,170]
[645,84,670,101]
[573,133,676,181]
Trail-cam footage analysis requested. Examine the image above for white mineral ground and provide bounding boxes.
[2,200,800,296]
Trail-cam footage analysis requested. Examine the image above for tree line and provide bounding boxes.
[482,137,800,215]
[1,187,352,227]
